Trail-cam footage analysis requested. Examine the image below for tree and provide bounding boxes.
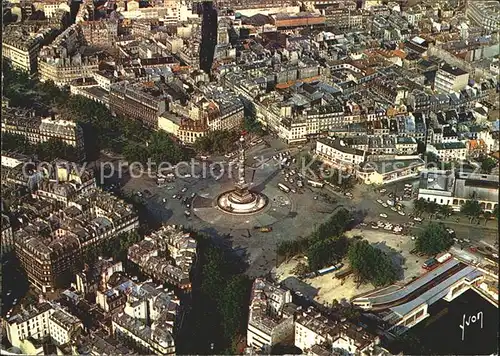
[461,200,482,223]
[291,262,309,277]
[307,235,348,271]
[415,223,453,255]
[327,170,357,192]
[438,204,453,218]
[480,157,497,174]
[424,201,439,218]
[482,211,492,225]
[413,198,427,216]
[347,239,397,287]
[193,130,240,155]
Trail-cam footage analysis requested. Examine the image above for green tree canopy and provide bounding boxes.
[415,222,453,255]
[347,239,397,287]
[461,199,482,222]
[193,130,240,155]
[480,157,497,174]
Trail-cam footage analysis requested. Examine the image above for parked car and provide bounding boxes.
[181,187,188,193]
[398,210,406,216]
[379,213,388,218]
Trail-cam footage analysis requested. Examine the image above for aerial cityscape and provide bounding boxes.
[1,0,499,354]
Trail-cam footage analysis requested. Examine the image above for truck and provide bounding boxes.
[422,258,438,270]
[317,263,343,276]
[436,252,452,264]
[308,180,324,188]
[335,267,353,279]
[278,183,291,193]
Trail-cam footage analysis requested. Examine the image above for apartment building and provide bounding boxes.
[2,26,40,75]
[418,170,498,212]
[5,303,54,352]
[2,108,86,159]
[315,137,367,170]
[39,117,85,155]
[128,225,197,290]
[109,81,167,128]
[434,64,469,94]
[80,20,118,47]
[4,303,83,353]
[42,0,70,18]
[247,279,295,351]
[48,309,83,346]
[109,280,179,355]
[295,308,379,354]
[38,24,100,86]
[466,0,500,32]
[14,188,139,293]
[75,258,124,296]
[429,142,467,162]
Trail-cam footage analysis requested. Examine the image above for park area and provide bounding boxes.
[274,229,426,305]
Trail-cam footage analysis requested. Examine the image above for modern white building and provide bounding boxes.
[247,279,294,352]
[434,64,469,94]
[417,170,499,212]
[5,303,82,354]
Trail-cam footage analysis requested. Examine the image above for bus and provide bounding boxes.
[308,180,324,188]
[317,263,343,276]
[278,183,290,193]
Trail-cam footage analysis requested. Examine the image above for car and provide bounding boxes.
[376,199,384,204]
[380,189,387,193]
[13,298,18,304]
[172,194,177,199]
[181,187,188,193]
[289,179,294,184]
[136,191,143,197]
[391,207,398,212]
[453,237,459,243]
[404,184,412,188]
[186,203,190,208]
[411,236,416,240]
[382,203,388,208]
[184,210,191,217]
[379,213,388,218]
[163,198,167,203]
[413,217,423,222]
[167,186,175,190]
[313,196,318,200]
[290,170,296,175]
[360,222,367,226]
[191,193,196,198]
[398,211,406,216]
[291,189,297,193]
[6,291,11,296]
[463,238,471,243]
[371,224,379,229]
[184,173,192,178]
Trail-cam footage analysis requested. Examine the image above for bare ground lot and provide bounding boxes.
[275,229,427,304]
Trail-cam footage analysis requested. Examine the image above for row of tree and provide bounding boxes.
[192,129,241,155]
[179,232,250,354]
[277,208,353,272]
[2,133,80,162]
[413,198,453,218]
